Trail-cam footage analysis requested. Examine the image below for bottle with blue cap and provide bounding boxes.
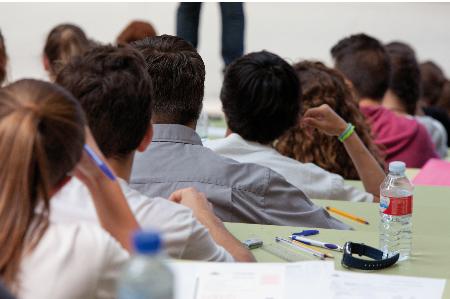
[117,231,174,299]
[379,161,414,261]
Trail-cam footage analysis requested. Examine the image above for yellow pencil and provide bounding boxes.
[291,239,334,258]
[326,206,370,225]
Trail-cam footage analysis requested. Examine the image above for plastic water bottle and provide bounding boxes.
[117,231,174,299]
[379,161,414,261]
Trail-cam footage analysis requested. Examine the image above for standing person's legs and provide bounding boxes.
[176,2,202,48]
[220,2,245,66]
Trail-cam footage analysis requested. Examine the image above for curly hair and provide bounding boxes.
[275,61,385,180]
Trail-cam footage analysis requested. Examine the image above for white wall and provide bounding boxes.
[1,2,450,112]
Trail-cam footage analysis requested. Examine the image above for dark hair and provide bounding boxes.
[221,50,300,144]
[0,79,85,291]
[56,45,153,159]
[331,33,391,101]
[385,42,421,115]
[44,24,91,79]
[117,20,157,45]
[131,34,204,125]
[276,61,384,179]
[420,61,446,106]
[437,80,450,115]
[0,30,7,85]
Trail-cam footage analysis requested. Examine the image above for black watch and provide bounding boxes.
[341,242,399,270]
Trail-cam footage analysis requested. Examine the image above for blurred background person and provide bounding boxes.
[0,30,7,86]
[43,23,92,81]
[116,20,157,45]
[383,42,447,158]
[438,80,450,117]
[176,2,245,68]
[276,61,385,180]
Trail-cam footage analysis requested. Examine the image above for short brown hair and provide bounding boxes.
[56,45,153,159]
[132,35,204,125]
[420,61,446,106]
[44,24,91,79]
[0,30,7,85]
[116,20,157,45]
[276,61,385,179]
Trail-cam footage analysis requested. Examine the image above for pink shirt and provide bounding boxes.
[360,105,439,168]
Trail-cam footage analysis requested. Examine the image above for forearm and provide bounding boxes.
[198,213,255,262]
[85,177,140,251]
[343,133,385,201]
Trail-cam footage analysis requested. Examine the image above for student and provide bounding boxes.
[0,30,7,85]
[276,61,385,180]
[420,61,450,146]
[43,24,92,80]
[383,42,447,158]
[116,20,157,45]
[331,33,439,168]
[54,44,253,262]
[206,53,383,202]
[438,80,450,116]
[130,35,349,229]
[0,79,140,298]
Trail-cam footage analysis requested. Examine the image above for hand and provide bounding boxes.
[74,126,116,187]
[169,187,216,223]
[301,104,348,136]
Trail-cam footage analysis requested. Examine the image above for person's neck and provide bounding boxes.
[382,90,408,116]
[152,116,197,130]
[359,98,382,108]
[107,154,135,183]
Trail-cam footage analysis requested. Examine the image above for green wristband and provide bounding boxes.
[338,123,355,142]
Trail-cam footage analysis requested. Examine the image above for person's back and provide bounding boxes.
[331,33,438,167]
[130,35,349,229]
[0,79,132,298]
[382,42,447,158]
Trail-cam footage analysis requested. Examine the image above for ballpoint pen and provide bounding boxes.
[83,144,116,180]
[291,235,343,252]
[275,237,325,260]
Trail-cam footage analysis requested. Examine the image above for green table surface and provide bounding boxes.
[225,184,450,298]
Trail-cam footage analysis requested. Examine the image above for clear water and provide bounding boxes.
[117,255,174,299]
[379,172,413,261]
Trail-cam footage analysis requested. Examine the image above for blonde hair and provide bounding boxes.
[0,79,85,291]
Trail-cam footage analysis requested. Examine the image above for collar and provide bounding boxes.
[225,133,277,153]
[152,124,203,146]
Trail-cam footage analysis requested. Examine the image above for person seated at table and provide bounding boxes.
[116,20,157,45]
[438,80,450,117]
[420,61,450,146]
[130,35,349,229]
[383,42,447,158]
[0,30,7,86]
[206,54,382,202]
[43,23,93,81]
[331,33,438,168]
[0,79,139,298]
[54,44,253,262]
[275,61,385,181]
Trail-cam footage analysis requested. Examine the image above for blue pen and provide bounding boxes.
[291,235,343,252]
[292,229,320,237]
[83,144,116,181]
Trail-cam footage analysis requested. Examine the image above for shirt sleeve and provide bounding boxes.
[96,230,130,299]
[179,209,235,262]
[261,170,352,230]
[329,174,374,203]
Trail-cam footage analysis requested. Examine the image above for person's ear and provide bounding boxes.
[137,123,153,152]
[43,55,50,71]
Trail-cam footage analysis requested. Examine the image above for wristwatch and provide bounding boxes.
[341,242,400,270]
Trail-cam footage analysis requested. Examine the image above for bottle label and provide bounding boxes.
[380,195,413,216]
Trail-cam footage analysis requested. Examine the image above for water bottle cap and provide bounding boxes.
[389,161,406,174]
[132,231,161,255]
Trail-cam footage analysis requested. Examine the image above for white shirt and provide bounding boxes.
[20,223,128,299]
[415,115,448,158]
[51,178,233,262]
[205,134,373,202]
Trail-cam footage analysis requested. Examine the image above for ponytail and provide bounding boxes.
[0,79,85,291]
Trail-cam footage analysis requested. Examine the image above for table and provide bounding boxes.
[225,185,450,298]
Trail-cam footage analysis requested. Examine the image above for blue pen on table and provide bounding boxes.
[291,235,343,252]
[292,229,320,237]
[83,144,116,181]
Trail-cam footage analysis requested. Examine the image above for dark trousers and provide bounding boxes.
[176,2,245,66]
